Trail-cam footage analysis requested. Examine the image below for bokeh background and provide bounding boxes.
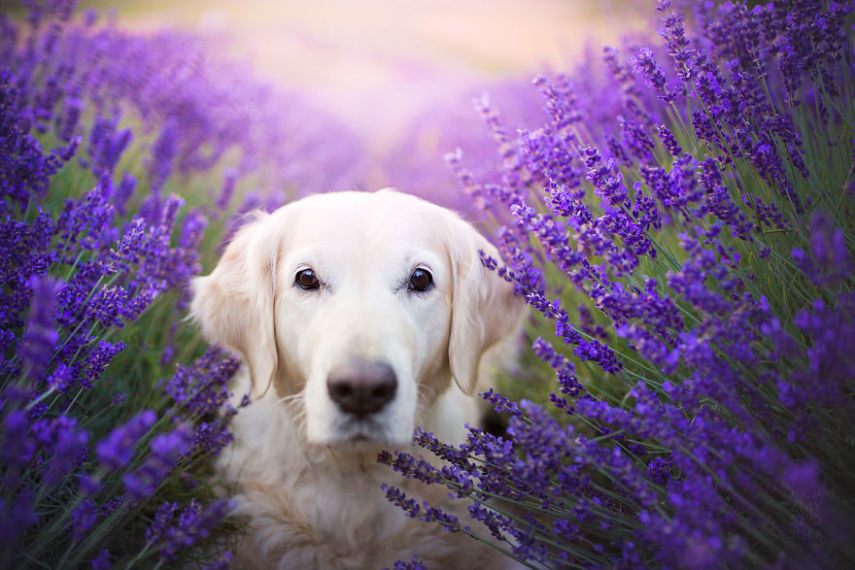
[79,0,643,145]
[0,0,648,192]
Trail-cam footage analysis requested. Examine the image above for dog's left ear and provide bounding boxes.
[448,218,525,395]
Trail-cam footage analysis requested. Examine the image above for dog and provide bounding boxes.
[191,189,525,568]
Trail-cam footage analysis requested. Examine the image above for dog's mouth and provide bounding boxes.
[322,416,409,447]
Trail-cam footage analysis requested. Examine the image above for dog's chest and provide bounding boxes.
[289,460,410,543]
[226,451,464,568]
[218,395,449,566]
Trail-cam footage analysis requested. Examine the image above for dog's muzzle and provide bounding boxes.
[326,359,397,418]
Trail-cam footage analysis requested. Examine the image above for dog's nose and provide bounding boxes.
[327,360,397,418]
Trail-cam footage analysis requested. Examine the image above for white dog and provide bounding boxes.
[191,189,524,568]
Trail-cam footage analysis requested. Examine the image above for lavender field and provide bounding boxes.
[2,0,854,568]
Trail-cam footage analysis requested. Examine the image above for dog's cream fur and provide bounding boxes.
[191,190,524,568]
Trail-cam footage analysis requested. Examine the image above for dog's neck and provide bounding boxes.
[302,440,402,475]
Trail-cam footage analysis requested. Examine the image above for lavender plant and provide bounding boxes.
[0,1,365,567]
[380,1,855,567]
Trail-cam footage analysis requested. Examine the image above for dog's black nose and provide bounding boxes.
[327,360,397,418]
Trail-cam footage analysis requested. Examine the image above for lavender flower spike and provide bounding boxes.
[20,274,61,381]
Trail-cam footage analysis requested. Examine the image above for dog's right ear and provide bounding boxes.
[190,212,280,398]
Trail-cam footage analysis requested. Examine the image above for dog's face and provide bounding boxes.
[274,193,459,444]
[191,190,521,446]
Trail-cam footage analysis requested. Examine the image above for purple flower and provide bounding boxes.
[146,501,179,542]
[659,6,694,80]
[632,47,673,103]
[618,116,655,164]
[79,474,103,496]
[123,423,192,499]
[191,421,234,456]
[531,337,583,399]
[162,347,239,417]
[19,274,61,381]
[32,414,89,486]
[179,208,208,251]
[88,115,133,176]
[95,410,157,470]
[656,124,682,157]
[0,488,38,548]
[46,363,72,392]
[215,169,237,211]
[90,549,111,570]
[113,172,137,217]
[698,157,753,238]
[2,410,36,481]
[71,499,99,541]
[582,144,628,206]
[645,455,673,485]
[146,498,234,562]
[792,211,854,287]
[79,340,126,388]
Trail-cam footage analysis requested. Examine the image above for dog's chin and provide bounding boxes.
[307,419,413,449]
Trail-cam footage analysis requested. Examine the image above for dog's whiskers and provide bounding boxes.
[414,384,438,417]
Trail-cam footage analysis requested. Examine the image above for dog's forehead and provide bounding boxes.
[283,191,450,248]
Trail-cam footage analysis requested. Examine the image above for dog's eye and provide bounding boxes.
[408,267,433,292]
[295,268,320,291]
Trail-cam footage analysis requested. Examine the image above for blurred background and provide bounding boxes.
[21,0,648,160]
[0,0,654,209]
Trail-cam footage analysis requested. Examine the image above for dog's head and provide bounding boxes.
[191,190,522,446]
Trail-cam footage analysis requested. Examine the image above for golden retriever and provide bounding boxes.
[191,189,524,568]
